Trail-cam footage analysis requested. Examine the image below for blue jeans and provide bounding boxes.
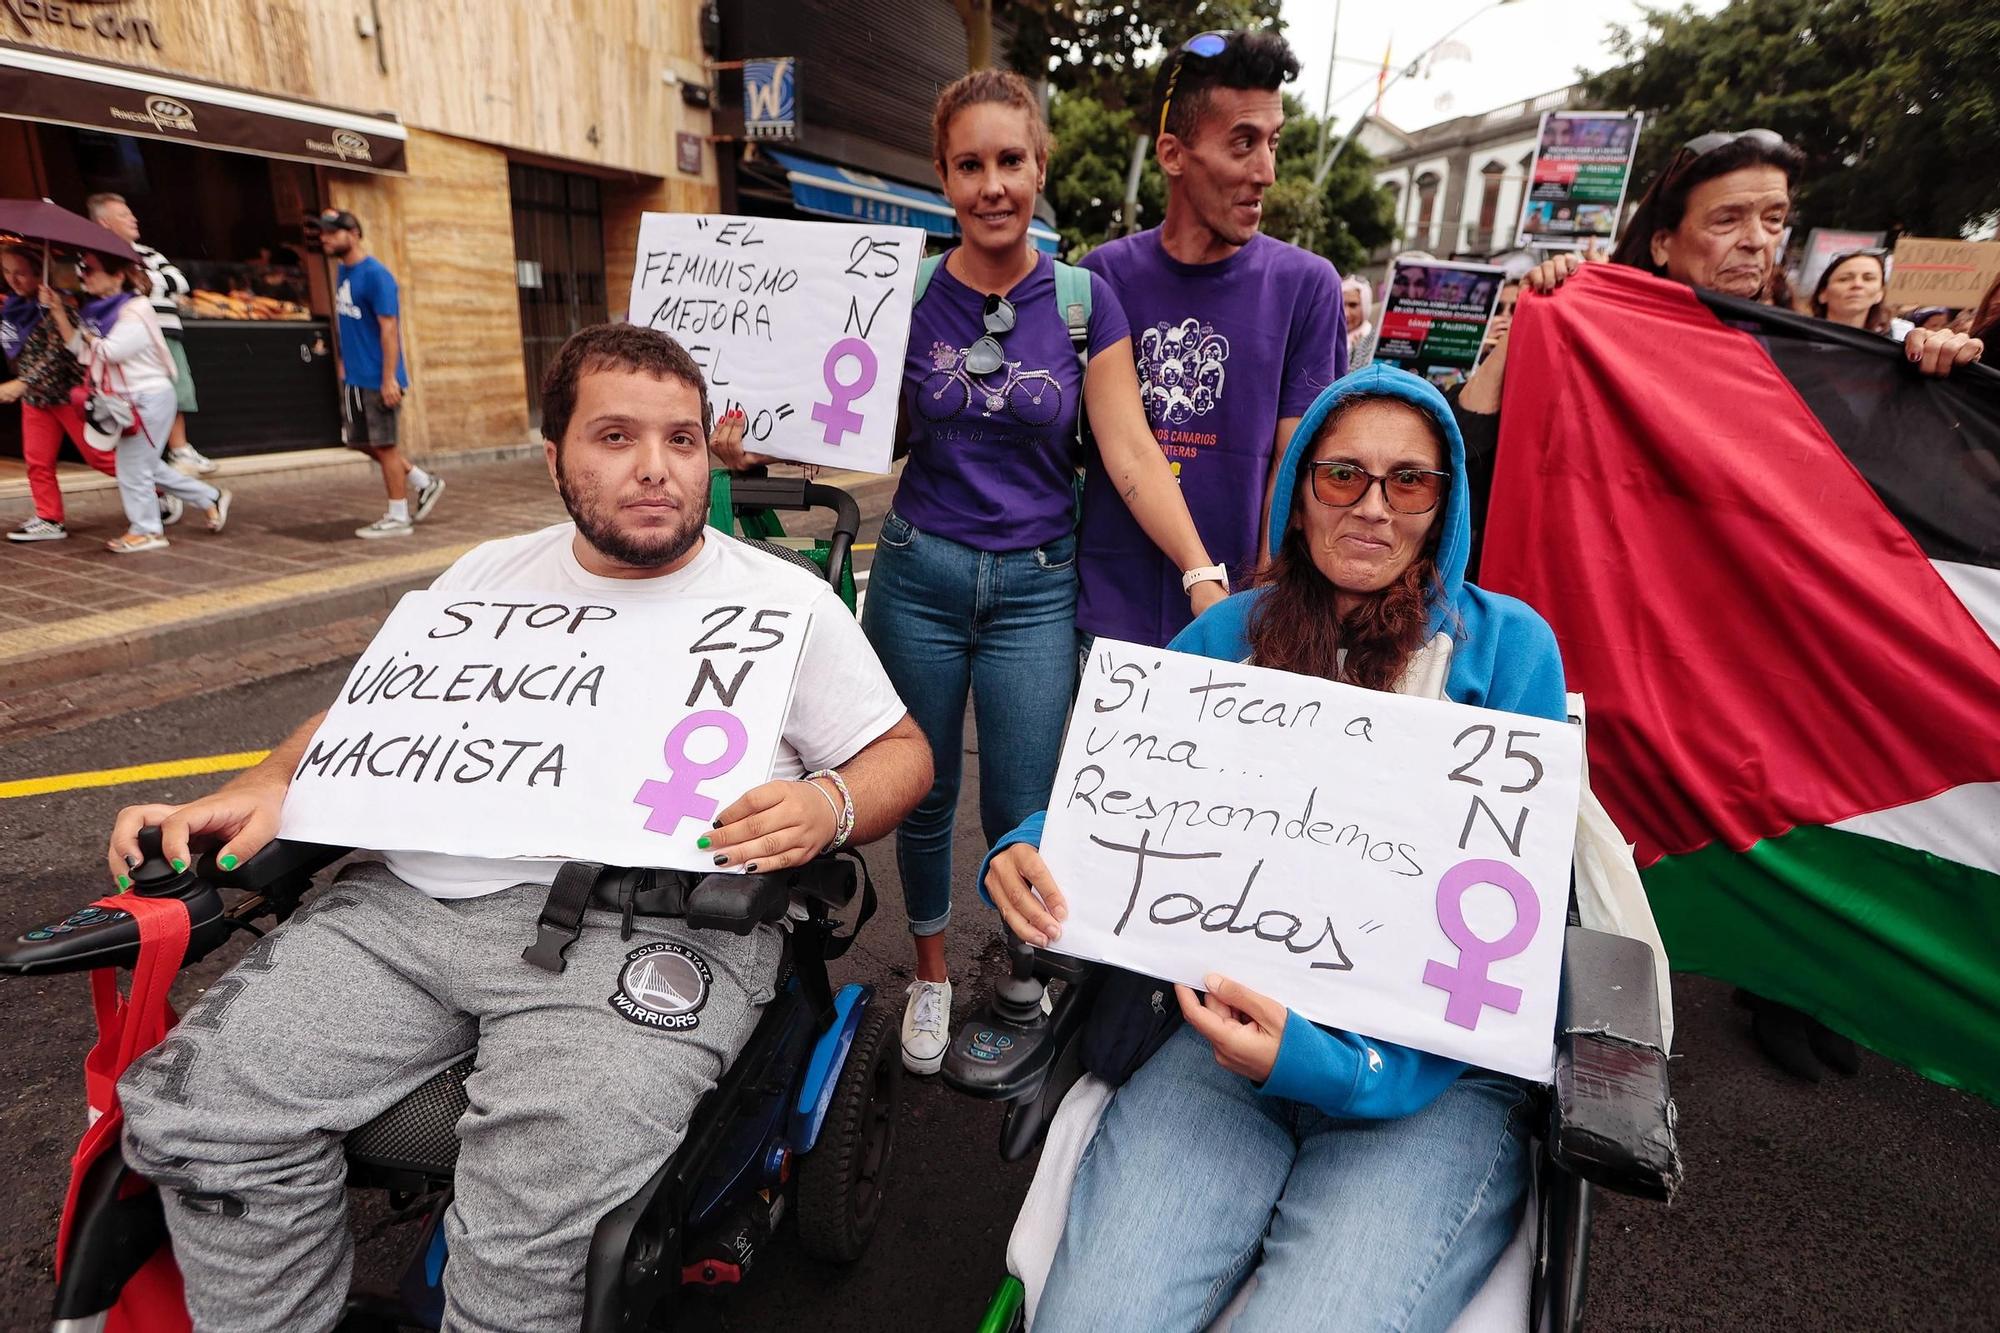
[1038,1026,1533,1333]
[860,509,1079,937]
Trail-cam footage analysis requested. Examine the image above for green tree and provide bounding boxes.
[1585,0,2000,237]
[1046,88,1397,272]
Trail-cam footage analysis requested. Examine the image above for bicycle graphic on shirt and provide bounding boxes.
[916,341,1063,427]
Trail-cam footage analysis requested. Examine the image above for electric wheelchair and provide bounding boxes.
[1,476,900,1331]
[942,748,1684,1332]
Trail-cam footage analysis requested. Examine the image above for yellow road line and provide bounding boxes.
[851,542,875,552]
[0,750,271,800]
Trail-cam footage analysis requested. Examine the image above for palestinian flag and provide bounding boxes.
[1482,263,2000,1102]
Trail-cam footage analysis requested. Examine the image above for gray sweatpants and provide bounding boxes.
[119,862,781,1333]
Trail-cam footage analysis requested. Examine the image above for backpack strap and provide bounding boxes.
[913,253,946,305]
[1052,259,1093,362]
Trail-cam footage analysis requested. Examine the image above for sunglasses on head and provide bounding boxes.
[963,293,1017,376]
[1658,128,1787,191]
[1307,461,1450,515]
[1157,29,1233,139]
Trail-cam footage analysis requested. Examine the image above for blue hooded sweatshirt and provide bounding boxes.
[980,363,1567,1119]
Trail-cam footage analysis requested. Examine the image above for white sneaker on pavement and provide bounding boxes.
[7,517,67,542]
[901,978,952,1075]
[356,514,414,540]
[159,494,184,526]
[169,445,219,475]
[413,473,446,521]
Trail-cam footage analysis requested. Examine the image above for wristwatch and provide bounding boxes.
[1181,564,1228,594]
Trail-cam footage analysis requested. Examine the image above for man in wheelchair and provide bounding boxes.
[98,324,931,1333]
[971,367,1669,1331]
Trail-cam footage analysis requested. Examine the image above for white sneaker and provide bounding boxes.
[8,517,67,542]
[901,979,952,1076]
[159,494,184,526]
[169,445,219,475]
[356,514,414,540]
[413,473,446,521]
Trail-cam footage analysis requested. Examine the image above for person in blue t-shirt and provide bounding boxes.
[318,209,445,539]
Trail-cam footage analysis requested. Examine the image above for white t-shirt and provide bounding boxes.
[380,523,907,898]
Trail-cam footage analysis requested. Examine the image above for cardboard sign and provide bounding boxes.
[1370,259,1506,392]
[1038,641,1584,1081]
[1518,111,1643,245]
[1885,237,2000,310]
[280,591,811,870]
[627,212,924,473]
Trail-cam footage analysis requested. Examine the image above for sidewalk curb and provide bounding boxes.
[0,543,475,696]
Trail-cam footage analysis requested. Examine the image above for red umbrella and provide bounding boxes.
[0,198,140,262]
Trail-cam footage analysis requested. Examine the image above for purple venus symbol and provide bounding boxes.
[1422,858,1541,1030]
[633,710,749,836]
[808,337,878,446]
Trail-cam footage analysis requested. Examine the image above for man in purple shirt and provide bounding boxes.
[1078,29,1345,647]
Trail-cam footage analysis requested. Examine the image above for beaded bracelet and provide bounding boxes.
[805,768,855,851]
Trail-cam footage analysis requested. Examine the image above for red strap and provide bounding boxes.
[58,894,194,1276]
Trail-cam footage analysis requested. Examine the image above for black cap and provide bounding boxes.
[315,208,363,236]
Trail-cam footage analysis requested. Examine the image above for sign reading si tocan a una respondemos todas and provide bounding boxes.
[280,592,809,872]
[1037,642,1583,1082]
[627,213,924,473]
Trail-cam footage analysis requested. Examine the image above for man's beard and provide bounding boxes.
[555,459,708,570]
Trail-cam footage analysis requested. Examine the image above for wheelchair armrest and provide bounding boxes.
[1548,925,1682,1202]
[684,872,791,936]
[204,837,349,892]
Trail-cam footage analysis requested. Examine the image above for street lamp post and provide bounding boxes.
[1312,0,1517,186]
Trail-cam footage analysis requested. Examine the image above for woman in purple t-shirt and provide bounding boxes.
[866,72,1228,1077]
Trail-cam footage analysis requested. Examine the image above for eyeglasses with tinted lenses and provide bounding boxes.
[963,293,1018,376]
[1308,462,1450,514]
[1158,30,1233,137]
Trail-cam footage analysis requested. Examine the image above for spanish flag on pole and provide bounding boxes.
[1482,263,2000,1102]
[1374,39,1393,117]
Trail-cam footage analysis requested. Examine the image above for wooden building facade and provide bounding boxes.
[1,0,721,458]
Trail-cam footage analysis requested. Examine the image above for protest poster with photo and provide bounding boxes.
[626,213,925,473]
[1369,259,1506,393]
[1036,641,1584,1081]
[280,591,811,871]
[1518,110,1643,246]
[1884,237,2000,311]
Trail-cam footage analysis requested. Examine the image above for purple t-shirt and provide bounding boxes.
[891,251,1131,551]
[1077,230,1344,645]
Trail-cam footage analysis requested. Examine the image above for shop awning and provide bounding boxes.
[0,44,408,175]
[765,148,1061,253]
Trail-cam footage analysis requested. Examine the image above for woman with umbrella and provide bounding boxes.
[42,248,231,552]
[1,244,118,542]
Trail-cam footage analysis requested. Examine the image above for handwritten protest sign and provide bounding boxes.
[1885,237,2000,311]
[626,213,924,473]
[1518,111,1643,245]
[1370,259,1506,393]
[1038,641,1584,1081]
[280,592,810,871]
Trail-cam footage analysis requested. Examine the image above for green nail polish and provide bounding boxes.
[170,858,187,873]
[219,854,239,871]
[116,874,131,891]
[697,835,712,849]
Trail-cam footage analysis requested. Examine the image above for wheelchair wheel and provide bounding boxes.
[796,1000,900,1262]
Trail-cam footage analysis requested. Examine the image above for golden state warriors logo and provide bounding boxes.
[609,941,711,1031]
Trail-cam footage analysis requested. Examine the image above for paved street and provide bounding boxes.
[1,495,1996,1330]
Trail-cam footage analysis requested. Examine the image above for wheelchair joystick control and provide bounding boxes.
[131,826,199,897]
[991,938,1050,1027]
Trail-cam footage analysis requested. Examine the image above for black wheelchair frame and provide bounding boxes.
[942,919,1682,1333]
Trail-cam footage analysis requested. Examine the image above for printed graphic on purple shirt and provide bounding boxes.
[1078,231,1343,647]
[891,252,1130,552]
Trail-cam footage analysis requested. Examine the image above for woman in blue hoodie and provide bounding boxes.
[983,364,1567,1331]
